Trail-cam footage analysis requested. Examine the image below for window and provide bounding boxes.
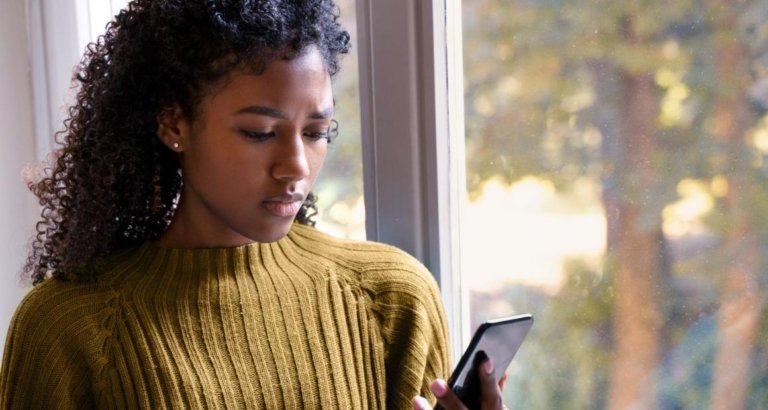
[74,0,130,51]
[313,0,366,240]
[459,1,768,407]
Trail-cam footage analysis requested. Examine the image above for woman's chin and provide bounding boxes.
[245,220,296,244]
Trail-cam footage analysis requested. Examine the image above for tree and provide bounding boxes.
[461,0,768,407]
[707,0,764,407]
[604,16,664,408]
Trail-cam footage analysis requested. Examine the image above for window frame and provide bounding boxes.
[355,0,467,359]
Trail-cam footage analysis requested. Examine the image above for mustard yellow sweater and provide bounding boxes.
[0,223,450,409]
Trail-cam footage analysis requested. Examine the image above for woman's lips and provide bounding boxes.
[262,193,304,217]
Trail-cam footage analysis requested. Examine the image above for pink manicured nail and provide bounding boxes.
[483,358,494,375]
[430,379,448,397]
[413,396,431,410]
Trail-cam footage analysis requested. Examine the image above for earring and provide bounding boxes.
[172,142,180,150]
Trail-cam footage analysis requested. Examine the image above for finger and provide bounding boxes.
[479,358,504,410]
[430,379,467,410]
[412,396,432,410]
[498,372,508,391]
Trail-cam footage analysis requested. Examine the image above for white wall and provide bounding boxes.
[0,0,40,356]
[0,0,133,359]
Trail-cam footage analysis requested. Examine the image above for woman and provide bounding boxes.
[0,1,504,408]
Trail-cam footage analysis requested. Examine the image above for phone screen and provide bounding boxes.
[446,314,533,407]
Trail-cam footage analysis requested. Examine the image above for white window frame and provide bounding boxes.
[28,0,129,161]
[355,0,468,359]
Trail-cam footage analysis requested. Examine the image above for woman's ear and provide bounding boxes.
[156,105,188,152]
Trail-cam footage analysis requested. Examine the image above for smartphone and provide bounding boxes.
[438,314,534,409]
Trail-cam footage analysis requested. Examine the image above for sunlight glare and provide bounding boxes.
[461,177,606,293]
[663,179,714,237]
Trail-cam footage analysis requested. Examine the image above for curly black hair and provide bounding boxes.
[24,0,350,284]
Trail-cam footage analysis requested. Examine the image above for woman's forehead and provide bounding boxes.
[197,50,333,117]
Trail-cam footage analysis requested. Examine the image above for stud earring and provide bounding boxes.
[172,142,180,150]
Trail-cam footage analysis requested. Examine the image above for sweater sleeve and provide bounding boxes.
[0,282,103,409]
[367,250,452,409]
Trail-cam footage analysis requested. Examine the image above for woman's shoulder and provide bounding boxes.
[6,277,116,342]
[289,223,440,297]
[1,278,119,407]
[290,223,431,271]
[291,222,421,259]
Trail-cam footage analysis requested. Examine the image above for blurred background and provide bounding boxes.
[458,0,768,408]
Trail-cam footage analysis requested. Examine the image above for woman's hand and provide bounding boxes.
[412,358,507,410]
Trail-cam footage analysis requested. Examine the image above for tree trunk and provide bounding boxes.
[606,69,663,410]
[709,1,763,407]
[605,16,664,410]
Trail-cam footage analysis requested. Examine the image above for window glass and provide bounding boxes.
[313,0,366,240]
[76,0,131,51]
[460,1,768,407]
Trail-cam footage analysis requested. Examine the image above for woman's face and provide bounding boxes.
[159,47,333,247]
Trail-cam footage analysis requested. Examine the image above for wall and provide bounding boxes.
[0,0,39,357]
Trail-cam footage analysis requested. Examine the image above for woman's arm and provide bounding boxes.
[366,250,452,409]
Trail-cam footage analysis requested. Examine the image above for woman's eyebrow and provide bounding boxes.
[236,105,289,119]
[309,107,334,119]
[235,105,334,120]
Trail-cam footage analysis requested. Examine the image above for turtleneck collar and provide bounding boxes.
[98,223,320,289]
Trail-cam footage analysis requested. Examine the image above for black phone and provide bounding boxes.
[437,314,534,410]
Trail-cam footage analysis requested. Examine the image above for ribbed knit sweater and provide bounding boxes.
[0,223,450,409]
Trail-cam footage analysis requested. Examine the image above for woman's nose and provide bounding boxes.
[271,134,310,182]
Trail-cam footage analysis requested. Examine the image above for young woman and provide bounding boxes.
[0,1,504,408]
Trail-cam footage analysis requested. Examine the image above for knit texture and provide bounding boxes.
[1,223,450,409]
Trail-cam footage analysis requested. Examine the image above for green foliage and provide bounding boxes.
[461,0,768,199]
[469,261,613,409]
[749,303,768,407]
[463,0,768,406]
[314,0,366,231]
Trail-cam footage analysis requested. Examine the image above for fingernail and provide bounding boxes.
[483,358,494,375]
[413,396,430,410]
[430,379,448,397]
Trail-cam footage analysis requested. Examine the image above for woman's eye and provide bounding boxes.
[303,131,330,141]
[240,130,276,141]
